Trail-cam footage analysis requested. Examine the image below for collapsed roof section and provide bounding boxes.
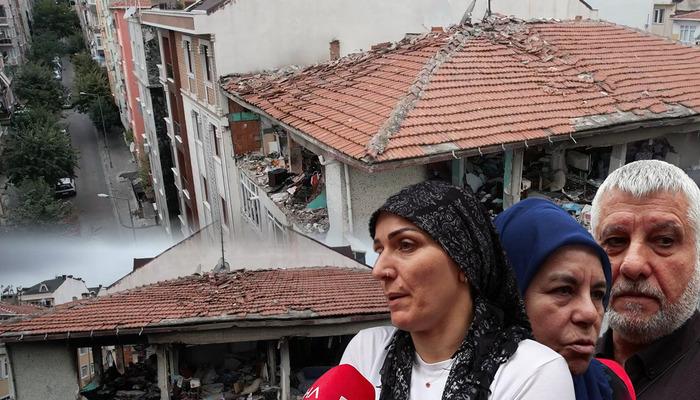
[0,267,386,342]
[221,16,700,171]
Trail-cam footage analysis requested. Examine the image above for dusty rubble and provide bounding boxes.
[81,358,160,400]
[238,153,329,235]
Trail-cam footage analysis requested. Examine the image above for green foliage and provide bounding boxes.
[28,32,66,65]
[74,68,111,113]
[88,96,121,129]
[10,107,59,132]
[14,63,64,113]
[32,0,79,38]
[2,122,78,186]
[71,51,96,76]
[9,178,72,227]
[65,33,86,54]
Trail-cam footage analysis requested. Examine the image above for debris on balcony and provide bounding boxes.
[237,151,329,235]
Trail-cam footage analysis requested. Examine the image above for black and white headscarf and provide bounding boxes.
[369,180,531,400]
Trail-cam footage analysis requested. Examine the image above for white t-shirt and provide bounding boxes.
[340,326,575,400]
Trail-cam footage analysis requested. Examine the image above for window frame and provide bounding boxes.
[653,8,665,24]
[183,38,194,75]
[80,365,89,379]
[200,42,213,82]
[211,124,220,157]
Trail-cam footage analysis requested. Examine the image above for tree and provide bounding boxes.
[14,63,64,113]
[88,96,121,129]
[9,178,72,228]
[10,106,59,132]
[65,33,86,54]
[32,0,79,38]
[28,32,66,65]
[2,123,78,186]
[74,67,111,113]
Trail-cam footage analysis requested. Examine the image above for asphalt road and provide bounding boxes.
[61,56,120,240]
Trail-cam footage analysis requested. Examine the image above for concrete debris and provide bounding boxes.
[238,153,329,235]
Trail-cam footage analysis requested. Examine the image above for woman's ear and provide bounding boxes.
[459,272,466,283]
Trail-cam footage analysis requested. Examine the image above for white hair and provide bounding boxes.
[591,160,700,254]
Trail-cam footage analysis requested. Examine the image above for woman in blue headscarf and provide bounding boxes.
[495,198,634,400]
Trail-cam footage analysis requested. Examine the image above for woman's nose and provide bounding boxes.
[572,295,600,327]
[372,253,395,281]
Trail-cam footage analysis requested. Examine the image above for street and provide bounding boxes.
[0,58,175,289]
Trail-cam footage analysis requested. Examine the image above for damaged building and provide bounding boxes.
[219,16,700,263]
[0,267,388,400]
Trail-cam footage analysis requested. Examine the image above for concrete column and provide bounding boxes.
[288,137,303,175]
[267,341,277,385]
[323,159,347,246]
[451,158,465,187]
[155,345,170,400]
[279,338,291,400]
[503,148,524,208]
[608,143,627,175]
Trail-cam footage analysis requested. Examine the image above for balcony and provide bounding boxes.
[0,18,8,26]
[0,38,12,46]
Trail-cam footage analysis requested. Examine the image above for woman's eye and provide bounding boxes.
[398,240,416,252]
[553,287,573,296]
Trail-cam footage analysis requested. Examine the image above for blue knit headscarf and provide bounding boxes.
[494,198,613,400]
[494,198,611,307]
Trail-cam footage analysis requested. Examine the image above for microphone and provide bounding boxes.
[303,364,376,400]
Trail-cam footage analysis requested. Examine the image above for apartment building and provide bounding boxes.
[75,0,104,64]
[0,0,32,67]
[128,10,180,235]
[95,0,129,129]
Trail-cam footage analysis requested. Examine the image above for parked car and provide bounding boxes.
[55,177,76,197]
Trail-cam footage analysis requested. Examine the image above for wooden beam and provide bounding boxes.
[267,341,277,385]
[609,143,627,174]
[147,319,389,345]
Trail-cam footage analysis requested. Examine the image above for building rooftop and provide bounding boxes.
[21,275,76,296]
[222,17,700,170]
[672,10,700,21]
[0,267,386,341]
[0,302,43,317]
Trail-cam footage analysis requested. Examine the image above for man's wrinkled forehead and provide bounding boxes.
[595,189,691,235]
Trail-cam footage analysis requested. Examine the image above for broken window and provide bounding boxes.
[267,210,287,244]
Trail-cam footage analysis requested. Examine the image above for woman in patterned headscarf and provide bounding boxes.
[341,180,575,400]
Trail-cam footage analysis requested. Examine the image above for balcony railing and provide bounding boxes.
[0,18,8,26]
[0,38,12,46]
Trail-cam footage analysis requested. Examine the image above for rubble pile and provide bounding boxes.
[172,353,279,400]
[82,360,160,400]
[238,153,329,235]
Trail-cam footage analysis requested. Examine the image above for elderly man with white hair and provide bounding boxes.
[591,159,700,400]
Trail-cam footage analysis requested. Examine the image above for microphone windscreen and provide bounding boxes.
[303,364,375,400]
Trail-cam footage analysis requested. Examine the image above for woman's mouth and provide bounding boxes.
[566,340,596,355]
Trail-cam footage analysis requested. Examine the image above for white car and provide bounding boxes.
[55,178,76,197]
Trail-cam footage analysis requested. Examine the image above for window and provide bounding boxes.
[211,124,220,157]
[183,39,193,74]
[202,176,210,203]
[192,111,201,140]
[80,365,89,378]
[79,347,88,355]
[39,284,48,292]
[680,24,697,44]
[653,8,664,24]
[221,197,228,227]
[0,6,6,18]
[1,355,8,378]
[90,363,95,374]
[201,43,213,82]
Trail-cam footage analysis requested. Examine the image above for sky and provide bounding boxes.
[0,233,176,291]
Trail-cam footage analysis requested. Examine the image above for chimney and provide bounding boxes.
[431,26,444,32]
[575,15,582,21]
[329,40,340,61]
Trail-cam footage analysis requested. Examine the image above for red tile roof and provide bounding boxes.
[0,302,43,316]
[221,18,700,168]
[673,10,700,20]
[0,267,387,340]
